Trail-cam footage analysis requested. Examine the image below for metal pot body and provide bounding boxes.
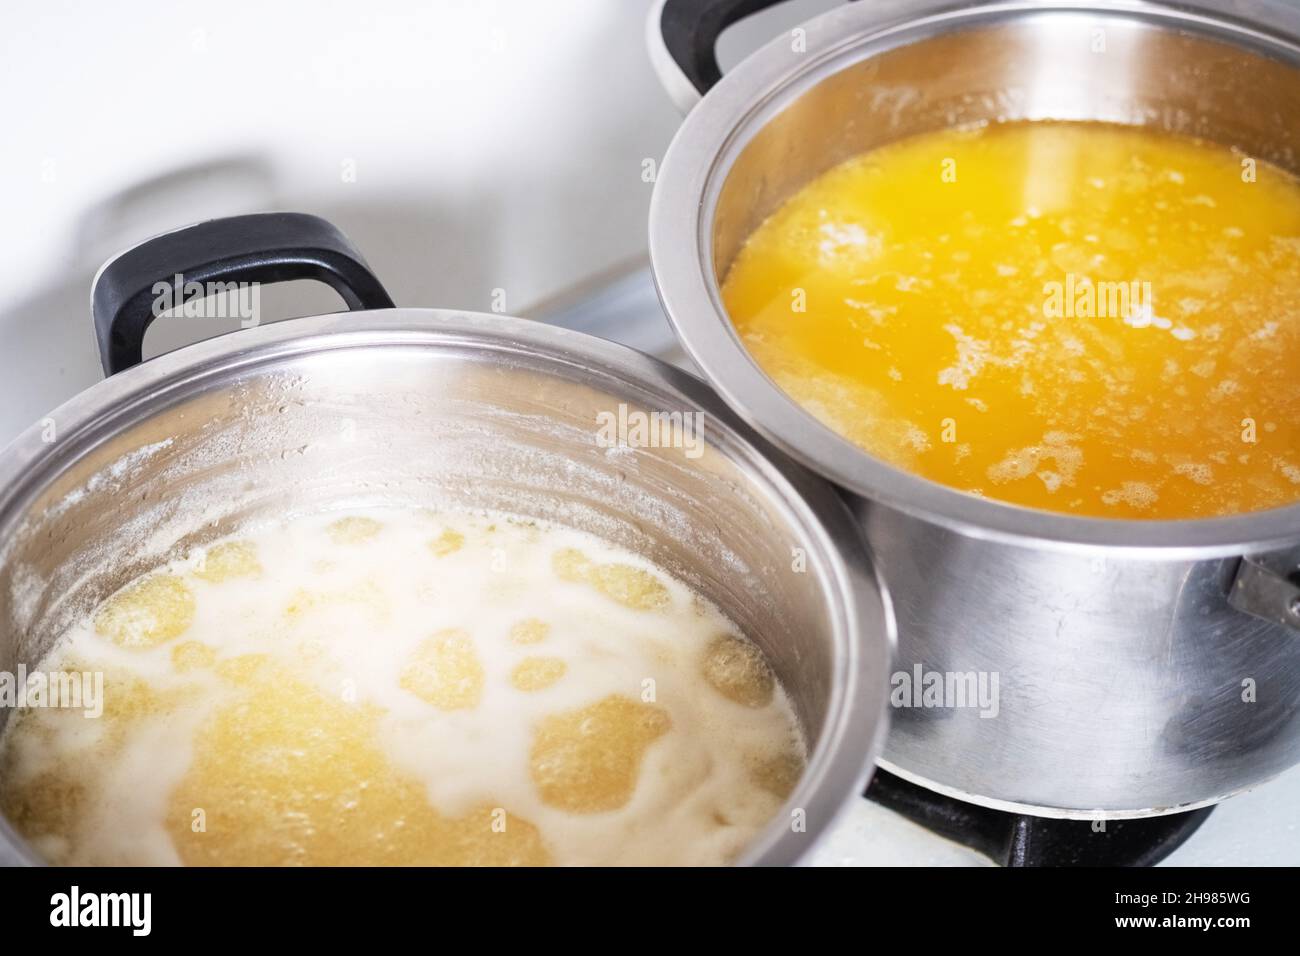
[649,0,1300,815]
[863,503,1300,816]
[0,222,892,864]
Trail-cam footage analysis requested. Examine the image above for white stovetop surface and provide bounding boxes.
[1,0,1296,866]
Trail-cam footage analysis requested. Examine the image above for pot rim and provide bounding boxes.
[649,0,1300,557]
[0,308,893,867]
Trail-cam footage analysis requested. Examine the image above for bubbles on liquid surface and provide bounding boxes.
[552,548,671,611]
[400,629,485,711]
[723,120,1300,517]
[530,694,671,813]
[193,540,261,583]
[510,657,567,692]
[509,618,550,645]
[748,747,805,800]
[167,665,547,866]
[94,574,195,648]
[702,634,776,708]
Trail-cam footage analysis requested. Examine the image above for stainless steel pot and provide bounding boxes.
[649,0,1300,816]
[0,213,892,865]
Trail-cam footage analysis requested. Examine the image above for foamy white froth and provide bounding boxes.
[1,507,803,866]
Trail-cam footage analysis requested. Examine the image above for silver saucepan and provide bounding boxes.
[649,0,1300,816]
[0,212,892,865]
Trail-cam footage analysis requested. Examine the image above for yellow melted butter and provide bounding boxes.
[722,121,1300,518]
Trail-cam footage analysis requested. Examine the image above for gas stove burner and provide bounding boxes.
[865,769,1214,867]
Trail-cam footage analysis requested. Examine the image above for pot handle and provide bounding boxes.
[91,212,395,376]
[1227,548,1300,632]
[648,0,857,112]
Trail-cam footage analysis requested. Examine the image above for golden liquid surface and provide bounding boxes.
[721,121,1300,518]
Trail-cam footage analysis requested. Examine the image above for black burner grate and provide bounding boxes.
[865,769,1213,866]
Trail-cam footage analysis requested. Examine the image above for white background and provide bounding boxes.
[0,0,698,443]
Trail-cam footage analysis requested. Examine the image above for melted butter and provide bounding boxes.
[0,509,803,866]
[400,629,486,711]
[429,528,465,557]
[510,657,567,692]
[552,547,672,610]
[192,540,261,583]
[529,695,671,813]
[702,634,776,708]
[167,664,548,866]
[722,120,1300,517]
[509,618,550,645]
[749,748,804,800]
[93,574,195,648]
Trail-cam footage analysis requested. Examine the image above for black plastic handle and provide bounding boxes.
[91,212,395,376]
[660,0,788,96]
[660,0,864,97]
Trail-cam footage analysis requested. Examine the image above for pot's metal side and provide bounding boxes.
[863,502,1300,815]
